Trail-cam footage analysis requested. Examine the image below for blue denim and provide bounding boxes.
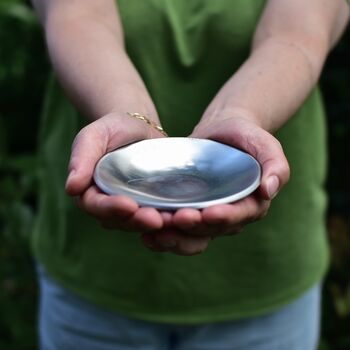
[38,266,321,350]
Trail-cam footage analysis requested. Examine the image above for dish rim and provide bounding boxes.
[93,138,261,210]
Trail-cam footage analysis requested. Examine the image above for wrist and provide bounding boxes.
[201,106,270,131]
[126,112,167,137]
[89,82,160,124]
[96,112,165,142]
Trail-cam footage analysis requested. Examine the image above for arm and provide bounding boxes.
[143,0,349,255]
[33,0,166,232]
[32,0,158,120]
[199,0,350,132]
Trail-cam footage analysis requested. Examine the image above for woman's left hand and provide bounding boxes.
[140,0,350,255]
[141,116,290,255]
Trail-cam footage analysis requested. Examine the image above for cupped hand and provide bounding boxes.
[65,113,166,232]
[141,117,290,255]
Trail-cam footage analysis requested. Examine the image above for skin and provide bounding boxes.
[33,0,349,256]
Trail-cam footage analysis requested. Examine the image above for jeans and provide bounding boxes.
[38,266,321,350]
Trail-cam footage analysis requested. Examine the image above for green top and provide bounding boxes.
[32,0,329,323]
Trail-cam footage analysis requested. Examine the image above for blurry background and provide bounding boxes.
[0,1,349,349]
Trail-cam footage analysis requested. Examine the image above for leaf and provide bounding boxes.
[0,1,38,26]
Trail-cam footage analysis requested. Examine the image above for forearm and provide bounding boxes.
[201,0,349,133]
[202,36,327,132]
[34,1,158,121]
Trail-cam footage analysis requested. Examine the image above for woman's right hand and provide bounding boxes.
[65,113,166,232]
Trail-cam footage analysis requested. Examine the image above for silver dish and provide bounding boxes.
[94,138,261,210]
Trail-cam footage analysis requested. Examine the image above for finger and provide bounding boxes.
[202,195,270,227]
[147,230,211,256]
[170,233,211,256]
[126,207,163,232]
[175,220,222,237]
[79,186,139,220]
[141,233,172,252]
[172,209,236,237]
[236,131,289,200]
[211,224,244,238]
[100,207,164,232]
[254,136,290,200]
[172,208,202,230]
[160,211,174,227]
[226,131,289,200]
[171,208,218,237]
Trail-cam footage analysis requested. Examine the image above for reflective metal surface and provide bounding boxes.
[94,138,261,210]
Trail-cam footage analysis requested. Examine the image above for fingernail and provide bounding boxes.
[267,175,280,199]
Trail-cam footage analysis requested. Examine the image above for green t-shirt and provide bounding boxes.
[32,0,329,323]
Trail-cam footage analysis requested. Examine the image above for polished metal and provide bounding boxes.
[94,138,261,210]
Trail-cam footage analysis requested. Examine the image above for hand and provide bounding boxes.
[141,117,290,255]
[65,113,166,232]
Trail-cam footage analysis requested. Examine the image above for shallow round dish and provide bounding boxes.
[93,138,261,210]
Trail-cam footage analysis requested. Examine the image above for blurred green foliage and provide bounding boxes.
[0,1,349,349]
[0,0,48,348]
[320,26,350,350]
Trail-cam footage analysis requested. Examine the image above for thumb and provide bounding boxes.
[65,123,109,196]
[65,114,149,196]
[190,118,290,200]
[255,134,290,200]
